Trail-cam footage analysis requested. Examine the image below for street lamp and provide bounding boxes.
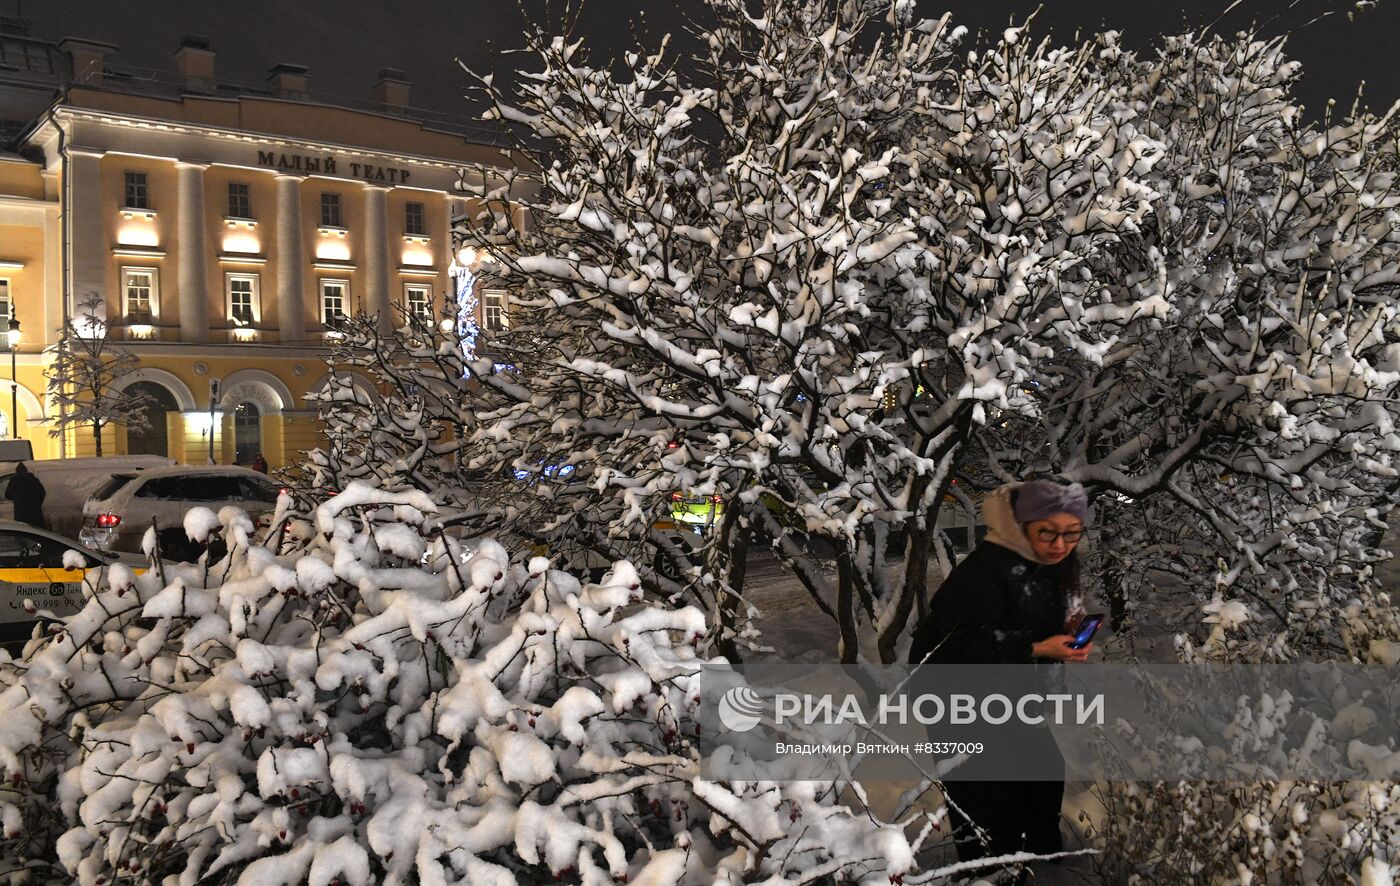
[208,378,220,465]
[7,314,18,440]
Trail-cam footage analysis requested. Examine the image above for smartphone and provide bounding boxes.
[1068,614,1104,650]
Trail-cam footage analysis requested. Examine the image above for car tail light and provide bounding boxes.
[96,514,121,528]
[712,494,723,503]
[671,492,684,501]
[279,486,290,496]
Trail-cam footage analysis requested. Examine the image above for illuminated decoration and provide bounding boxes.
[449,245,481,366]
[233,327,257,342]
[127,324,154,339]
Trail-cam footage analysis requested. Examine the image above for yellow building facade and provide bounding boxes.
[0,36,520,468]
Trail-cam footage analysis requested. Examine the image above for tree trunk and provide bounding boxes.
[876,434,967,664]
[93,420,103,457]
[879,520,930,664]
[1103,559,1127,631]
[710,497,748,662]
[836,552,859,664]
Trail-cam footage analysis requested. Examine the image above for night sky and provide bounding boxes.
[16,0,1399,123]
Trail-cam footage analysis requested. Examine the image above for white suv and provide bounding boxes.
[81,466,284,557]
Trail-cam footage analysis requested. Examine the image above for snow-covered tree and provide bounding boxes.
[45,293,156,458]
[984,28,1400,665]
[0,486,935,884]
[307,0,1400,672]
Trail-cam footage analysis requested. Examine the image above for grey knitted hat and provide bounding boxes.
[1013,480,1090,525]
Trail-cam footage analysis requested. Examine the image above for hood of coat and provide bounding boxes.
[981,482,1054,565]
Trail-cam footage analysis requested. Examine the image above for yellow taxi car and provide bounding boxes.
[0,521,145,654]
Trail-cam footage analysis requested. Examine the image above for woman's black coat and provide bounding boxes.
[908,540,1071,665]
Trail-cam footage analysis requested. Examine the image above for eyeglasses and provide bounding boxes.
[1033,528,1084,544]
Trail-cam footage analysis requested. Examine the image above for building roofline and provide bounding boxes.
[24,97,528,179]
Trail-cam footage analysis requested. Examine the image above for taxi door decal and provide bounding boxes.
[41,567,90,619]
[0,568,64,623]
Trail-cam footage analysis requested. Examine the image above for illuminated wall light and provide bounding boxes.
[316,240,351,261]
[233,327,258,342]
[402,245,434,267]
[186,411,221,434]
[128,324,153,339]
[77,314,107,339]
[222,232,261,254]
[116,222,160,248]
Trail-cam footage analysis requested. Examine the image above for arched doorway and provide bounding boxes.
[233,401,261,465]
[126,381,178,456]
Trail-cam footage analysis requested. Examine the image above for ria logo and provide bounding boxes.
[717,686,764,733]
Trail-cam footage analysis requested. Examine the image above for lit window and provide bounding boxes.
[0,280,10,329]
[320,192,343,228]
[483,288,508,332]
[321,279,348,328]
[404,283,431,322]
[123,172,149,210]
[405,202,426,236]
[121,267,158,322]
[227,273,259,326]
[228,182,252,219]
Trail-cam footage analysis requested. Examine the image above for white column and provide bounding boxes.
[67,148,106,322]
[176,161,209,344]
[363,185,391,334]
[42,189,61,347]
[275,174,305,343]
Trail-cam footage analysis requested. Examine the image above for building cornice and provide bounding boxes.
[0,195,58,212]
[120,342,336,360]
[46,106,503,182]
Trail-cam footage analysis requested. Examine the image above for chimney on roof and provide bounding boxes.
[174,35,216,93]
[268,63,309,99]
[373,68,411,110]
[59,37,118,86]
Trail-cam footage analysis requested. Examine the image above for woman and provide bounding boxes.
[909,479,1092,872]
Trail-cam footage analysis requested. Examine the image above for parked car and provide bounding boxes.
[0,521,145,654]
[0,456,173,538]
[80,466,285,557]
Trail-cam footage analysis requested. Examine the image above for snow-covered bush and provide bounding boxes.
[0,485,921,884]
[1086,778,1398,884]
[1082,573,1400,883]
